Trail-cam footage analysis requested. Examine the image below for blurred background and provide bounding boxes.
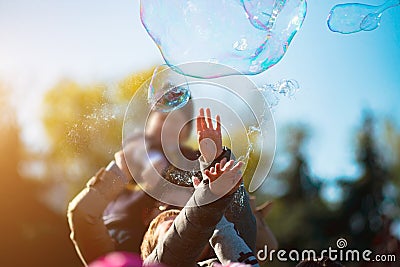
[0,0,399,266]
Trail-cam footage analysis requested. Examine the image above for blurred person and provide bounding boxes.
[101,100,199,254]
[249,197,278,252]
[140,157,260,266]
[249,197,278,266]
[296,257,344,267]
[68,107,258,266]
[103,105,256,254]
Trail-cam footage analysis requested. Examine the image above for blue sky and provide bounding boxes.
[0,0,399,181]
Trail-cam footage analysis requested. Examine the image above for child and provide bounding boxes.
[68,107,257,266]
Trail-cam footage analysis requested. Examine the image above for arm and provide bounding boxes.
[145,159,243,267]
[67,161,129,266]
[211,216,259,267]
[196,107,257,252]
[145,186,234,267]
[199,150,257,252]
[224,185,257,252]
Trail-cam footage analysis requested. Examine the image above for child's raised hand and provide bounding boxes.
[196,107,223,163]
[202,158,243,196]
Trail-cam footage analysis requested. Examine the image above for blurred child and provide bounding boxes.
[68,106,258,266]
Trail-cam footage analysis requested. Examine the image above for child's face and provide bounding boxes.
[145,110,191,149]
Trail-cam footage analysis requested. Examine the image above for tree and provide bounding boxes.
[260,124,333,264]
[40,68,154,209]
[0,86,80,267]
[256,115,400,267]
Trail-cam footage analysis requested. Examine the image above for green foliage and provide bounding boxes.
[384,119,400,188]
[14,70,399,267]
[0,89,80,267]
[260,115,400,267]
[41,69,154,200]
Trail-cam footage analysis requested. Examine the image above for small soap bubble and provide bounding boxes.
[259,78,299,108]
[275,79,299,97]
[148,65,191,112]
[233,38,249,51]
[327,0,399,34]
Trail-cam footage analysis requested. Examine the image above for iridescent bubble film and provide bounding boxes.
[148,65,191,112]
[259,79,299,108]
[140,0,307,78]
[327,0,399,34]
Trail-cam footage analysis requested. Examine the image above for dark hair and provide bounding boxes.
[296,257,344,267]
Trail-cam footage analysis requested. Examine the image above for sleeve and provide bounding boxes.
[67,161,129,266]
[198,146,231,179]
[144,185,234,267]
[210,216,259,267]
[224,186,257,252]
[199,148,257,252]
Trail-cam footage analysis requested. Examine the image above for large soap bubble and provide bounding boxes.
[140,0,307,78]
[122,62,276,207]
[327,0,399,34]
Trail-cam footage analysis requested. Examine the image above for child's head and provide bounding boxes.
[145,99,194,149]
[140,209,180,259]
[140,208,213,262]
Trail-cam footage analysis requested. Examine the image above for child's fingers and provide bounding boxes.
[222,161,243,180]
[207,172,218,182]
[232,161,244,171]
[210,166,215,173]
[227,162,244,184]
[215,168,223,176]
[205,170,217,182]
[196,114,202,132]
[192,176,201,187]
[199,108,206,129]
[222,160,234,171]
[206,108,212,128]
[216,114,221,133]
[214,163,220,172]
[215,159,226,174]
[219,157,227,167]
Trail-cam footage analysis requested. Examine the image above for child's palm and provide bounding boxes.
[197,108,223,162]
[204,158,243,196]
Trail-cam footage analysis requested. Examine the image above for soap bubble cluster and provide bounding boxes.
[327,0,399,34]
[259,79,299,108]
[140,0,307,78]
